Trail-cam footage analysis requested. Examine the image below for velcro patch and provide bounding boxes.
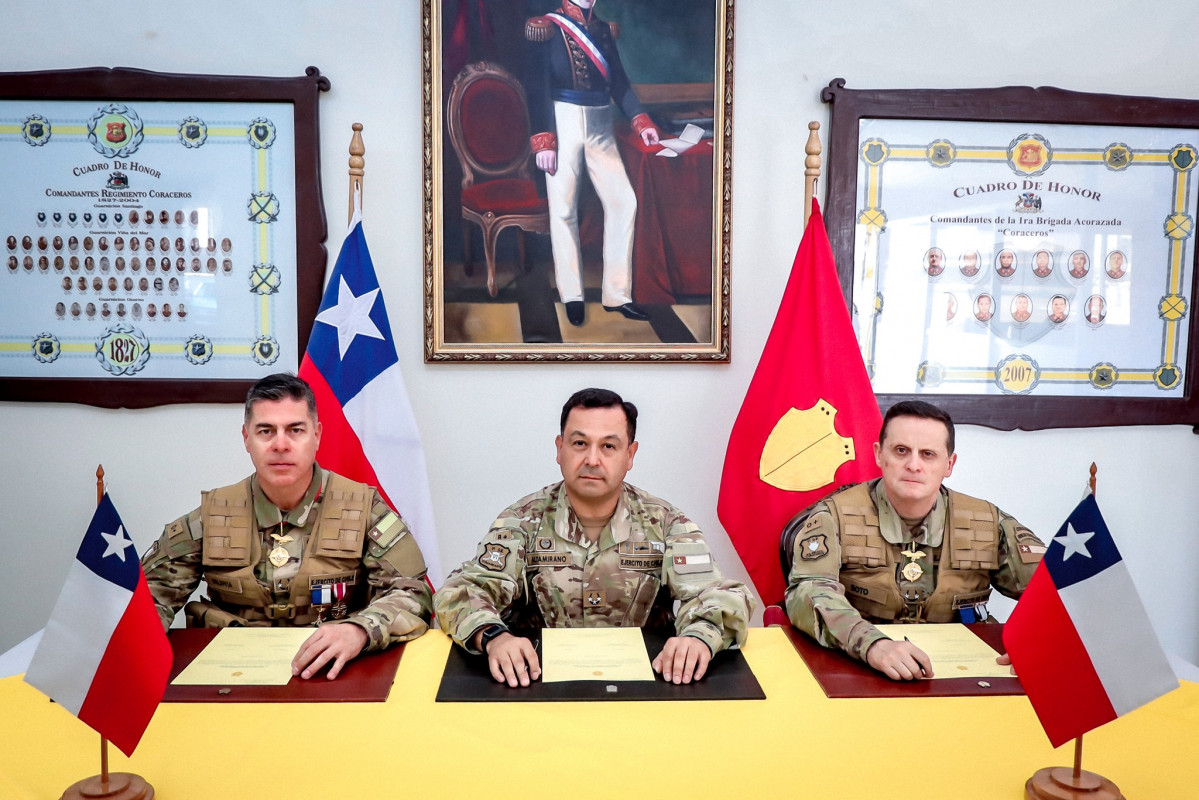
[672,552,713,574]
[843,579,886,603]
[491,530,514,541]
[951,589,991,609]
[536,537,555,551]
[310,571,358,587]
[528,552,570,567]
[205,574,242,593]
[1017,542,1046,564]
[479,542,509,571]
[367,511,403,549]
[799,534,829,561]
[619,554,663,570]
[585,590,606,607]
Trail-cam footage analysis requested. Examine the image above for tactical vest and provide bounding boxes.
[193,473,372,627]
[828,483,999,623]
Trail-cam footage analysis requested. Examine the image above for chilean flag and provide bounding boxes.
[1003,493,1177,747]
[298,205,442,583]
[24,493,171,756]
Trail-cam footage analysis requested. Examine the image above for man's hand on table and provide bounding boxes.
[476,630,541,688]
[292,623,368,680]
[652,635,711,684]
[866,637,934,681]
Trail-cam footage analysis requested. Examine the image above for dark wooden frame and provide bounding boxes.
[0,66,330,409]
[822,79,1199,431]
[421,0,734,363]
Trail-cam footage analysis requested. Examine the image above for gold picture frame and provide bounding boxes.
[422,0,733,362]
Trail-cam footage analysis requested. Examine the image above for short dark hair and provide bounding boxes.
[244,373,317,422]
[560,388,637,443]
[880,400,955,454]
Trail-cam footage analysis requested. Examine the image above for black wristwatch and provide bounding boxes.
[478,624,508,653]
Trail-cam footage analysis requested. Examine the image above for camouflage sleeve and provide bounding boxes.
[662,510,754,655]
[342,495,433,652]
[433,512,530,652]
[782,504,888,663]
[991,508,1046,600]
[140,508,205,631]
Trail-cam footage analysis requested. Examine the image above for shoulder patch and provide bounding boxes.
[367,510,407,552]
[479,542,510,572]
[1016,542,1046,564]
[1013,526,1039,543]
[671,542,713,574]
[798,534,829,561]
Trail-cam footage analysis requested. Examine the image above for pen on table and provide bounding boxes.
[904,636,927,677]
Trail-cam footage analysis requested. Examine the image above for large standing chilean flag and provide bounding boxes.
[1003,493,1177,747]
[24,493,171,757]
[298,208,442,583]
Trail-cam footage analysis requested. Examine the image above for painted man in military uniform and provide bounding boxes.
[783,400,1045,680]
[525,0,659,327]
[142,373,432,680]
[435,388,753,687]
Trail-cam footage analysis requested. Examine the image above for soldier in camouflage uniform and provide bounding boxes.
[783,400,1045,681]
[142,374,432,680]
[435,388,753,688]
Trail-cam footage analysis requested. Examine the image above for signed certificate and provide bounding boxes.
[874,624,1012,680]
[171,627,313,686]
[540,628,656,683]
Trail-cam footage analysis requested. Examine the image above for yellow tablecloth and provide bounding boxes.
[1,628,1194,799]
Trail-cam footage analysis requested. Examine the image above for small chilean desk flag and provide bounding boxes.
[1003,493,1178,748]
[25,493,171,756]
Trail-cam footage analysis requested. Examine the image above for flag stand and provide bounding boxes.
[61,465,154,800]
[1024,463,1122,800]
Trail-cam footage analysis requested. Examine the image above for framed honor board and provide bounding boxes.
[823,80,1199,430]
[0,67,329,408]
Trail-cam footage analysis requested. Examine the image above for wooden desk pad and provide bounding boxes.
[781,622,1025,698]
[162,628,405,703]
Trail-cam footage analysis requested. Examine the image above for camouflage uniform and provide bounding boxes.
[784,478,1044,662]
[141,465,432,652]
[435,482,753,656]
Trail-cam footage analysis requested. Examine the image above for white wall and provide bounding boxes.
[2,1,1196,665]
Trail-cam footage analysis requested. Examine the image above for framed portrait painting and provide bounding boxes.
[822,80,1199,430]
[422,0,733,361]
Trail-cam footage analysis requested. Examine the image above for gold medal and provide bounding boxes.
[269,529,293,568]
[900,548,927,582]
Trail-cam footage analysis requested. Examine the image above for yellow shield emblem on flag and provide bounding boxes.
[759,400,855,492]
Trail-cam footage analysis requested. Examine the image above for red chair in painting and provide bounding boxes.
[446,61,549,297]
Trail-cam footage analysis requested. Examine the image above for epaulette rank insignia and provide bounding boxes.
[525,16,554,42]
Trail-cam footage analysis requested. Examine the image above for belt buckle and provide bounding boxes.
[266,603,293,620]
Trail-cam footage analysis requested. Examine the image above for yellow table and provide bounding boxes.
[0,628,1194,799]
